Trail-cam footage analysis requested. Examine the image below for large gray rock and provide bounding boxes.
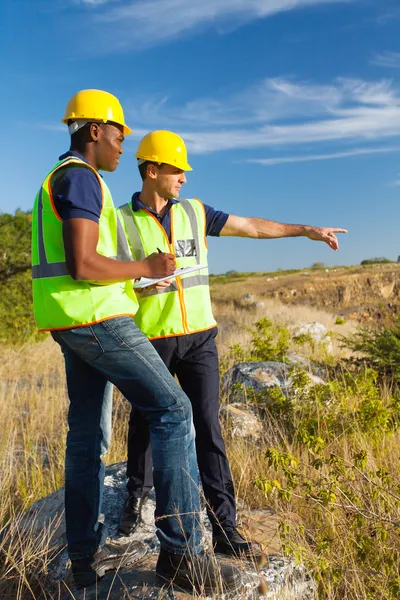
[18,463,316,599]
[223,362,325,404]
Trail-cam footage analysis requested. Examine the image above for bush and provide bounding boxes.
[345,318,400,384]
[335,316,346,325]
[254,366,400,599]
[0,211,40,344]
[249,318,290,362]
[360,257,392,265]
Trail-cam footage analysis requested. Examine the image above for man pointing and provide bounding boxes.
[117,130,347,555]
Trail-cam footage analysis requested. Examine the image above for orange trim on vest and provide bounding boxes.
[47,159,105,223]
[170,206,190,334]
[142,208,173,251]
[38,312,136,333]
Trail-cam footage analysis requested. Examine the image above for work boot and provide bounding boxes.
[213,526,255,557]
[71,540,147,588]
[156,547,242,594]
[119,493,150,535]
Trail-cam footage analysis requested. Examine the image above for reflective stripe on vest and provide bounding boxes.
[32,189,132,280]
[32,158,138,331]
[117,198,216,339]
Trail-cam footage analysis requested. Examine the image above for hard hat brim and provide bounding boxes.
[180,161,192,171]
[61,118,132,136]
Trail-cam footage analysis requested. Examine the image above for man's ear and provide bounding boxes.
[147,163,158,180]
[89,123,101,142]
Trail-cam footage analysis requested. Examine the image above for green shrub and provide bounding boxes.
[345,318,400,384]
[254,366,400,599]
[360,257,392,265]
[0,211,40,344]
[335,316,346,325]
[249,318,290,362]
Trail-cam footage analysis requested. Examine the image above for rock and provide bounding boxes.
[223,362,290,402]
[17,463,316,599]
[286,353,313,371]
[223,362,325,404]
[294,322,333,354]
[286,354,328,379]
[220,403,263,440]
[255,302,265,309]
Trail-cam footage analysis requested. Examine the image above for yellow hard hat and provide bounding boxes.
[62,89,132,135]
[136,130,192,171]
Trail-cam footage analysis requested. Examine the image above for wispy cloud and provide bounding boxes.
[247,146,400,166]
[44,75,400,163]
[79,0,354,50]
[371,9,400,26]
[371,51,400,69]
[123,76,400,155]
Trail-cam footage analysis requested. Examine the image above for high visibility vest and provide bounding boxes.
[32,157,138,331]
[117,199,216,340]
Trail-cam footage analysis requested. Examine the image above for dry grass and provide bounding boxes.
[0,292,397,598]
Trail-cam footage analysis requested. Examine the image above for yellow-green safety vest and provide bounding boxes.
[32,157,138,331]
[117,199,216,340]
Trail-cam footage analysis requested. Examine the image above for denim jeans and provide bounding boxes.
[52,316,201,560]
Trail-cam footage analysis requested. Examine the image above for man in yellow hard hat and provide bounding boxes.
[32,95,241,594]
[117,129,347,555]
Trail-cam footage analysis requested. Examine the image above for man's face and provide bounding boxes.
[151,164,187,198]
[93,123,125,172]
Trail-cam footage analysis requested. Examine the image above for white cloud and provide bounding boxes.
[44,74,400,163]
[123,76,400,154]
[82,0,353,49]
[371,51,400,69]
[247,146,400,166]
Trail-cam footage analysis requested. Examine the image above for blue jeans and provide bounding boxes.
[51,316,201,560]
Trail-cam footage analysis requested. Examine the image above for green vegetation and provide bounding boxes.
[360,257,393,265]
[311,261,326,269]
[3,295,400,596]
[345,317,400,384]
[222,319,400,599]
[335,315,346,325]
[0,211,41,344]
[209,268,303,285]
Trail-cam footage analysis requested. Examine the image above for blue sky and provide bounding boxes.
[1,0,400,274]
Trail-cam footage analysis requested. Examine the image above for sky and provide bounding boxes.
[1,0,400,274]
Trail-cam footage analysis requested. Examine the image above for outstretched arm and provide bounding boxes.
[219,215,347,251]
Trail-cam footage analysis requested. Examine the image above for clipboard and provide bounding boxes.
[133,264,208,289]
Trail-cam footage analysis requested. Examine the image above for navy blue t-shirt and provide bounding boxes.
[130,192,229,240]
[51,151,103,223]
[50,153,229,237]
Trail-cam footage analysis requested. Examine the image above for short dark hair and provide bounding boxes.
[68,120,102,149]
[69,121,120,148]
[138,161,165,181]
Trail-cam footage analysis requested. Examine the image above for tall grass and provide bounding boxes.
[2,297,400,598]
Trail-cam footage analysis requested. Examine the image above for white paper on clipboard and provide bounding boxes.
[133,264,208,289]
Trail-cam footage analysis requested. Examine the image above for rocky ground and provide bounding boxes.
[19,462,316,600]
[211,263,400,322]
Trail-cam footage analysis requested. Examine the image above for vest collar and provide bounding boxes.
[131,191,178,216]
